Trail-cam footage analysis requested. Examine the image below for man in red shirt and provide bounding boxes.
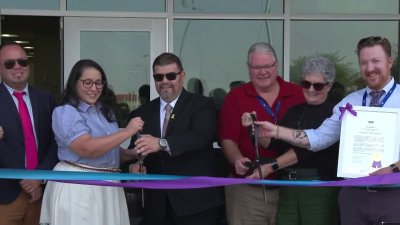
[218,42,305,225]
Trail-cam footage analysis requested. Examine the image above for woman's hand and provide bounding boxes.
[125,117,144,136]
[119,147,138,163]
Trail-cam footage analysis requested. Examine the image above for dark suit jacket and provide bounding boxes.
[129,89,223,222]
[0,82,58,204]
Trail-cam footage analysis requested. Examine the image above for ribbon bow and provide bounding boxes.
[339,103,357,120]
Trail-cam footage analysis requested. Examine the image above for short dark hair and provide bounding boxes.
[152,52,183,72]
[61,59,116,122]
[229,80,245,89]
[356,36,391,57]
[138,84,150,104]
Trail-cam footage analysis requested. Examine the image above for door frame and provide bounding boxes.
[63,17,166,99]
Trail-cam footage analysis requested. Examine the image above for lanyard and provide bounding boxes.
[362,82,397,107]
[256,96,280,124]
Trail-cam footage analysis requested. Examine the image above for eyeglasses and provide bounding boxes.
[79,79,106,89]
[300,80,329,91]
[248,61,277,71]
[153,71,182,82]
[2,58,29,70]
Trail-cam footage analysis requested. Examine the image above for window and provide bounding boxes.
[174,19,283,99]
[290,20,399,95]
[1,16,61,99]
[67,0,165,12]
[174,0,283,13]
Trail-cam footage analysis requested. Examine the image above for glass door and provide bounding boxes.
[64,17,166,126]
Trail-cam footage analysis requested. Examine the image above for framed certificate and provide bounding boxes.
[337,106,400,178]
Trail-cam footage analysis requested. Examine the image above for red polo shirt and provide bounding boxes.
[218,76,305,178]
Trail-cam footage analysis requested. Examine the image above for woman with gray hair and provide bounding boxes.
[242,56,340,225]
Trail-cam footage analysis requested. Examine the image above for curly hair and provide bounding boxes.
[301,56,336,83]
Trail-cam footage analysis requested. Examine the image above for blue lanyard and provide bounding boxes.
[362,82,397,107]
[256,96,280,124]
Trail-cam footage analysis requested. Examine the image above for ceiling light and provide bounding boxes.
[1,34,19,38]
[15,40,29,44]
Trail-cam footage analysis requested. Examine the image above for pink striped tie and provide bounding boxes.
[13,91,38,170]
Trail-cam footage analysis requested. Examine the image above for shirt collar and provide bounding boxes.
[77,100,101,112]
[160,96,179,110]
[3,82,29,96]
[366,76,394,94]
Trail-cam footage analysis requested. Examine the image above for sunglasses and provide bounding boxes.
[153,71,182,82]
[79,79,106,89]
[300,80,329,91]
[2,58,29,70]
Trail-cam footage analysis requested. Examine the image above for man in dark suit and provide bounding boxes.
[129,52,223,225]
[0,42,58,225]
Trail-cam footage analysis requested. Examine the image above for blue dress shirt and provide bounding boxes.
[52,101,120,167]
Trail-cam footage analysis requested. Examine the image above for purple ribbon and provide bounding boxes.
[59,177,254,189]
[339,103,357,120]
[2,168,400,189]
[57,173,400,189]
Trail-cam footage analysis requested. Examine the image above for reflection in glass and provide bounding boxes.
[174,0,283,14]
[1,16,61,99]
[290,21,399,95]
[187,78,204,95]
[174,19,283,97]
[80,31,150,126]
[67,0,165,12]
[291,0,398,14]
[0,0,59,10]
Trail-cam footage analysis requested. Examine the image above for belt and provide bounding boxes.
[280,168,319,180]
[63,161,121,173]
[353,186,399,192]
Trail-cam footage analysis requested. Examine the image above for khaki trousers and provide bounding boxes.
[0,191,41,225]
[225,184,279,225]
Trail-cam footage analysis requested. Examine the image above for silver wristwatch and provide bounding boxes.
[159,138,168,150]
